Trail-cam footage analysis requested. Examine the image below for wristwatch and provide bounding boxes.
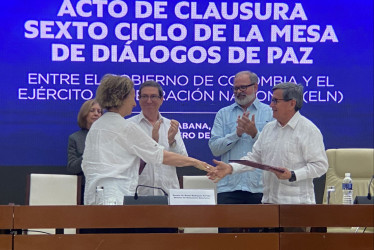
[289,171,296,182]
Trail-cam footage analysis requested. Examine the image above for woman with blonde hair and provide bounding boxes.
[82,74,211,205]
[67,99,102,174]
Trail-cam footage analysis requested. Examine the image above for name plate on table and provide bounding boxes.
[169,189,215,205]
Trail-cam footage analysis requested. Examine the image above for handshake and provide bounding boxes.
[197,159,289,183]
[195,159,233,183]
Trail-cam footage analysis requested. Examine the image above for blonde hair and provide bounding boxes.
[96,74,134,109]
[77,99,101,129]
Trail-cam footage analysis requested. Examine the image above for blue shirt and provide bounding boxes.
[208,98,273,194]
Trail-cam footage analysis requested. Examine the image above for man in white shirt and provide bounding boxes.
[128,81,187,195]
[209,83,328,205]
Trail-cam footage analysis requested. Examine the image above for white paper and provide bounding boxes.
[169,189,216,205]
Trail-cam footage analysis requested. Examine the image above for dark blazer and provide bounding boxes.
[67,129,88,174]
[67,129,88,204]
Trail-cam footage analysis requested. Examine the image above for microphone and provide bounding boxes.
[354,175,374,204]
[134,185,168,200]
[367,175,374,200]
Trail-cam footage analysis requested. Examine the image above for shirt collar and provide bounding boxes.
[138,111,163,124]
[279,111,301,129]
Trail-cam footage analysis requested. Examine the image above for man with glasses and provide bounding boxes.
[128,81,187,197]
[209,71,273,233]
[209,83,328,213]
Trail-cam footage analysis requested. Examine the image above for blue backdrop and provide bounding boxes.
[0,0,373,166]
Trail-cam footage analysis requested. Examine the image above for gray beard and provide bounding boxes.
[235,93,255,106]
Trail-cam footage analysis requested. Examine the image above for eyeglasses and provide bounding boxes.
[232,83,255,92]
[271,98,290,104]
[139,95,161,101]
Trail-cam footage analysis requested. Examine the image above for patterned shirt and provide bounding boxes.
[231,111,328,204]
[209,98,273,194]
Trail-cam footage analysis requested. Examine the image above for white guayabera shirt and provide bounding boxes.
[231,111,328,204]
[128,112,188,195]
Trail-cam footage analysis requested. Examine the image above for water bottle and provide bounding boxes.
[95,186,105,205]
[342,173,353,205]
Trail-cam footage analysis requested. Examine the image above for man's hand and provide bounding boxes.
[152,119,163,142]
[168,119,179,145]
[207,159,233,183]
[270,167,292,180]
[237,111,258,138]
[236,115,245,137]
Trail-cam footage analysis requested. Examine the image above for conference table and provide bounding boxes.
[0,204,373,250]
[0,206,12,250]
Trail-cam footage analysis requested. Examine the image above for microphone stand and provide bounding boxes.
[134,184,168,200]
[354,175,374,204]
[367,175,374,200]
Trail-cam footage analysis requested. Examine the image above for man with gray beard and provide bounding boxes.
[209,70,273,233]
